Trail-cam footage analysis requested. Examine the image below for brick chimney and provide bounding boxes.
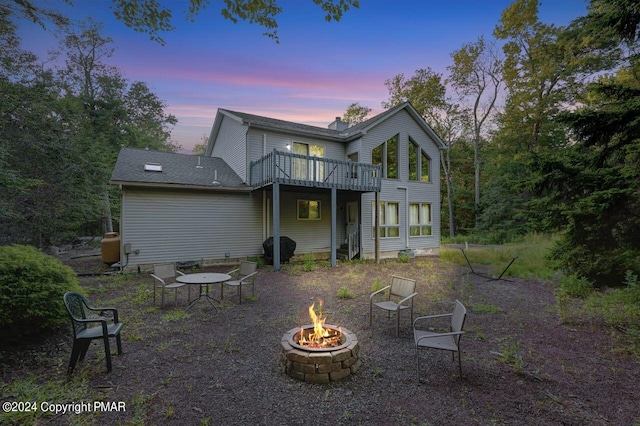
[328,116,349,131]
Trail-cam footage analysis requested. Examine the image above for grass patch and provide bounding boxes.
[473,304,502,314]
[337,286,356,299]
[161,310,191,322]
[440,233,557,281]
[0,377,96,425]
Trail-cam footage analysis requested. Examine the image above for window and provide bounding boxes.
[372,134,398,179]
[421,151,430,182]
[409,141,418,181]
[298,200,321,220]
[409,138,431,182]
[410,203,432,236]
[293,142,325,181]
[372,201,399,238]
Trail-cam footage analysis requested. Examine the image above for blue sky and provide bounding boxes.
[18,0,589,153]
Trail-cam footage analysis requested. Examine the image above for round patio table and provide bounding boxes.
[177,273,231,310]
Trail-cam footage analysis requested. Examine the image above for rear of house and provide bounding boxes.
[110,102,444,271]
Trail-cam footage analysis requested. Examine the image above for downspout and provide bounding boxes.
[398,186,409,248]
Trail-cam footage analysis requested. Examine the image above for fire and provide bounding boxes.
[298,301,342,348]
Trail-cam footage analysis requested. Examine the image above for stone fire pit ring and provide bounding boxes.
[280,325,361,383]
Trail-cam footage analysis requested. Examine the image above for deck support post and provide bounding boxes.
[330,187,337,267]
[273,182,281,272]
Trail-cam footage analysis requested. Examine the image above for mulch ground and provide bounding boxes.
[2,252,639,425]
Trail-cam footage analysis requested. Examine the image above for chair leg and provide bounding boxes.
[415,346,420,382]
[68,341,83,375]
[78,340,91,361]
[160,287,165,308]
[457,348,463,378]
[103,335,113,372]
[396,309,400,337]
[221,283,224,300]
[238,284,242,304]
[116,334,123,355]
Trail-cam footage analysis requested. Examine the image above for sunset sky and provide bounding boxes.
[18,0,589,153]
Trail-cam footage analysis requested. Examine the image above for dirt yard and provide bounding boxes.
[2,252,638,425]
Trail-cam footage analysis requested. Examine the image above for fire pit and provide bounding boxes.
[280,303,360,383]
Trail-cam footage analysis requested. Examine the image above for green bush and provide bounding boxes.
[559,273,593,299]
[337,286,356,299]
[0,245,84,340]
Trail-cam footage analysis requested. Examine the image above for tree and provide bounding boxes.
[342,102,371,125]
[493,0,612,154]
[192,133,209,156]
[5,0,359,45]
[0,17,179,245]
[530,0,640,285]
[447,37,502,227]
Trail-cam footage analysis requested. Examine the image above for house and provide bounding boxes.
[109,102,445,272]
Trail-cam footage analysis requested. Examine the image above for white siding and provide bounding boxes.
[121,188,263,268]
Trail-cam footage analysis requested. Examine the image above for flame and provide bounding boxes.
[298,301,342,348]
[309,301,329,340]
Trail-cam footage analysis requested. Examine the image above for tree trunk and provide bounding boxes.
[440,149,455,237]
[104,193,113,234]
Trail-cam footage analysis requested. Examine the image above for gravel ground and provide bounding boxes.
[2,252,639,425]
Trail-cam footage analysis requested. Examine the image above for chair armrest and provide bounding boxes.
[177,270,186,276]
[369,285,391,301]
[87,306,119,323]
[398,292,418,307]
[415,331,464,344]
[227,268,239,275]
[239,271,258,282]
[413,313,453,327]
[150,274,166,286]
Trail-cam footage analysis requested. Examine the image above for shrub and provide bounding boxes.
[337,286,355,299]
[371,276,384,293]
[559,273,593,299]
[0,245,84,340]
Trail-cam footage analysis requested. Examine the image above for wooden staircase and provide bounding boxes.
[337,243,350,261]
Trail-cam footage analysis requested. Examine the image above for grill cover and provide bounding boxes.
[263,236,296,265]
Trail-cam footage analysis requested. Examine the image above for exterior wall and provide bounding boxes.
[359,109,441,257]
[210,115,248,181]
[270,191,334,255]
[246,129,348,166]
[206,106,441,262]
[119,187,263,271]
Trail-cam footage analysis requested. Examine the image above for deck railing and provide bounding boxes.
[250,149,382,192]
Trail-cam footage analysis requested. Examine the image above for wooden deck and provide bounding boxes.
[250,149,382,192]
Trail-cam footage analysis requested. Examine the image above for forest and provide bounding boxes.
[1,0,638,288]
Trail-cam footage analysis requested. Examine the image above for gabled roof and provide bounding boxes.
[110,147,248,191]
[206,102,446,156]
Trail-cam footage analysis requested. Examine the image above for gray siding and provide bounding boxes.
[359,109,441,257]
[272,192,333,253]
[247,129,347,164]
[211,116,248,181]
[120,188,263,268]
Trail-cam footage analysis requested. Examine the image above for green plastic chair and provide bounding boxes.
[63,292,123,375]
